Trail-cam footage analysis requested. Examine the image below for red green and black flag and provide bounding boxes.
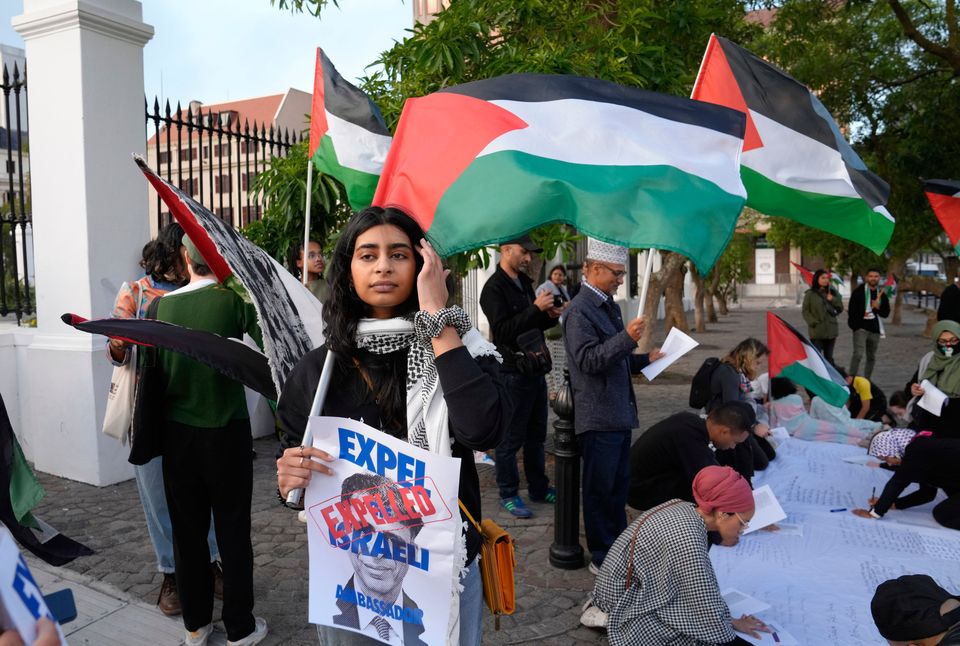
[692,35,894,255]
[924,179,960,255]
[309,48,391,211]
[373,73,748,272]
[0,392,94,566]
[767,312,849,407]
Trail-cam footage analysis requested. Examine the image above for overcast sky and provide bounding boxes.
[0,0,413,105]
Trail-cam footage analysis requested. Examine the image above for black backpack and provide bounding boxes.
[689,357,720,409]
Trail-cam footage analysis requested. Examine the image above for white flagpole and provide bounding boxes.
[285,349,336,507]
[302,163,314,286]
[637,248,656,319]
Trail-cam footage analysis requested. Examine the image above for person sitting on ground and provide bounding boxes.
[871,574,960,646]
[706,338,776,480]
[837,368,887,422]
[885,390,911,428]
[808,390,885,437]
[853,433,960,530]
[767,377,881,446]
[627,402,754,515]
[591,465,769,645]
[905,320,960,439]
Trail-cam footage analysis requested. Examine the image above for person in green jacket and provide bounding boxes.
[802,269,844,365]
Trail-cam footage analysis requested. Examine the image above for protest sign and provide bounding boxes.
[0,526,65,643]
[305,416,462,645]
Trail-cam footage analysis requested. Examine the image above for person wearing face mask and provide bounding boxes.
[587,466,770,644]
[847,267,890,379]
[905,320,960,439]
[853,431,960,530]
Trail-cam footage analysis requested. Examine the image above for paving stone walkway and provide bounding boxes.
[29,303,933,644]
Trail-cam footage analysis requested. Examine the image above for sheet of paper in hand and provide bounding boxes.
[305,416,462,645]
[0,527,65,643]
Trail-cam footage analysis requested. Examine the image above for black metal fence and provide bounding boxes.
[145,98,301,232]
[0,62,32,325]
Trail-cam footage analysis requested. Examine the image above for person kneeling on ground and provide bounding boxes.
[854,431,960,530]
[589,465,770,645]
[872,574,960,645]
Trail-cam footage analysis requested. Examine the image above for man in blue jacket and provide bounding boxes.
[563,240,662,572]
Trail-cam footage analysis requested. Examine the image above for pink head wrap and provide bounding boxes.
[692,466,754,514]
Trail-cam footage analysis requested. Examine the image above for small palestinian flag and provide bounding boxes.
[924,179,960,254]
[767,312,849,407]
[693,35,894,255]
[310,48,392,211]
[373,73,748,272]
[790,261,815,287]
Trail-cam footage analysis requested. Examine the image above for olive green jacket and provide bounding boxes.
[802,287,844,340]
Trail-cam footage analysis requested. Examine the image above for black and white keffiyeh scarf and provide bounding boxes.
[354,306,500,644]
[354,306,500,457]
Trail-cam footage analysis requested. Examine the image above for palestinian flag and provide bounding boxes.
[924,179,960,254]
[692,35,894,255]
[767,312,849,407]
[0,392,94,566]
[309,48,392,211]
[373,73,748,272]
[135,156,323,396]
[789,261,815,287]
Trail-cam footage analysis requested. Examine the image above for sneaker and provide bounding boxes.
[580,597,607,628]
[473,451,495,467]
[500,496,533,518]
[212,561,224,600]
[185,623,213,646]
[157,573,181,616]
[227,617,268,646]
[530,487,557,504]
[588,561,600,576]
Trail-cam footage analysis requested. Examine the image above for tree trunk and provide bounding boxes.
[717,292,730,316]
[663,259,689,335]
[947,256,959,284]
[691,263,706,332]
[639,251,686,351]
[706,272,721,322]
[888,257,907,325]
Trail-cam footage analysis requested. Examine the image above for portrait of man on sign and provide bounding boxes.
[332,472,428,646]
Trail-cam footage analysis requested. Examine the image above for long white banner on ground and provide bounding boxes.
[711,436,958,645]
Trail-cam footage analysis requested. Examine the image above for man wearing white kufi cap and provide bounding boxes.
[563,238,663,573]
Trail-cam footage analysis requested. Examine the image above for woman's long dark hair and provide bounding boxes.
[323,207,426,434]
[141,222,185,284]
[811,269,828,292]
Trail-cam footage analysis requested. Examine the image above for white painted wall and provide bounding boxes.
[12,0,154,485]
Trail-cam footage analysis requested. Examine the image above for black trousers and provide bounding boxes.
[811,337,836,366]
[933,492,960,530]
[162,418,255,641]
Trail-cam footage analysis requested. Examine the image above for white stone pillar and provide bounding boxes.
[13,0,153,485]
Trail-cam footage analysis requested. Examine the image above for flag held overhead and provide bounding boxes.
[924,179,960,254]
[373,72,748,272]
[693,35,894,256]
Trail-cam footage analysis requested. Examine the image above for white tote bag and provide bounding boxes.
[101,282,144,443]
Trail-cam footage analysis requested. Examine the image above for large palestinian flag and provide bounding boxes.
[924,179,960,255]
[692,35,894,255]
[373,73,748,272]
[767,312,849,407]
[309,48,392,211]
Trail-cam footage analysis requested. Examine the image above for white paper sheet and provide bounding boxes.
[743,485,787,534]
[768,426,790,448]
[918,379,948,416]
[640,327,699,381]
[722,589,771,617]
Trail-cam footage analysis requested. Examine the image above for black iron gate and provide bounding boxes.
[0,62,32,325]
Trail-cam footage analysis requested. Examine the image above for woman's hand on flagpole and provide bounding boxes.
[277,446,336,498]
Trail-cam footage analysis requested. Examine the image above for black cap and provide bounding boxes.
[872,575,960,641]
[502,234,542,253]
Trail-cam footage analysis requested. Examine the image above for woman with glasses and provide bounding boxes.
[903,320,960,439]
[275,207,511,646]
[588,465,769,645]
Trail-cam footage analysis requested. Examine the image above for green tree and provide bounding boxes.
[755,1,960,324]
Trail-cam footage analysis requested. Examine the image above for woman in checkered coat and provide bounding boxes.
[592,466,769,645]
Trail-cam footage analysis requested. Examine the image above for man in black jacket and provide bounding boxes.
[848,267,890,379]
[480,235,560,518]
[871,575,960,645]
